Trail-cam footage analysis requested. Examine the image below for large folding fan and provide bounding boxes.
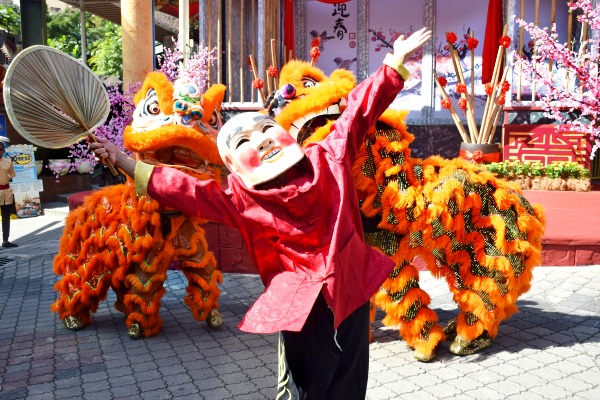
[3,45,117,174]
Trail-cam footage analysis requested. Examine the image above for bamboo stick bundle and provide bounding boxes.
[447,36,478,142]
[433,71,471,143]
[479,24,508,143]
[483,66,509,144]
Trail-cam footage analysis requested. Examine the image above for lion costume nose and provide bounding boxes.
[280,84,296,99]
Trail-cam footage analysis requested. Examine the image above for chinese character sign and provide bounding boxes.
[306,0,358,75]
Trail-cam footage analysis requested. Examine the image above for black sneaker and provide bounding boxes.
[2,242,18,248]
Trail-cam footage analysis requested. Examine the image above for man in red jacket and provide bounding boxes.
[91,26,431,400]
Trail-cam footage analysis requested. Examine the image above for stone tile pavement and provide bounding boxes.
[0,204,599,399]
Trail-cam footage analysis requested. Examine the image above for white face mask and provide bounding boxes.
[217,112,305,188]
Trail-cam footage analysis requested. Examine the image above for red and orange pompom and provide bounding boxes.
[252,78,264,89]
[467,37,479,50]
[446,31,457,44]
[499,36,511,49]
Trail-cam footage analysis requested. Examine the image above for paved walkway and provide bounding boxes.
[0,204,599,399]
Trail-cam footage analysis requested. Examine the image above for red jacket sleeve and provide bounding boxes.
[323,64,405,162]
[147,166,241,228]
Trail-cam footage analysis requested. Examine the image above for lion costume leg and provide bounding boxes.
[168,217,224,328]
[121,256,168,339]
[51,210,116,330]
[373,255,446,362]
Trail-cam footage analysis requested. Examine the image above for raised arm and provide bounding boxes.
[88,136,241,227]
[328,27,432,159]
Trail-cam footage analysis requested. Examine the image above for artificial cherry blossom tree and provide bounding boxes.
[514,0,600,158]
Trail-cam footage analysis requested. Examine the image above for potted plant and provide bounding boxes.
[68,140,98,175]
[513,161,532,190]
[526,162,542,190]
[47,159,71,180]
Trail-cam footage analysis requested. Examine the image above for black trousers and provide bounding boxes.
[1,203,11,242]
[277,293,370,400]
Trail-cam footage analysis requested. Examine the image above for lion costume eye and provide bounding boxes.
[302,78,317,88]
[142,89,161,115]
[207,112,219,129]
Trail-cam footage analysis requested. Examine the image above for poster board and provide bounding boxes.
[6,144,43,218]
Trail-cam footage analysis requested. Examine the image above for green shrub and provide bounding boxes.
[485,160,589,179]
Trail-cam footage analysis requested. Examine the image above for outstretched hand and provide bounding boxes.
[392,27,432,64]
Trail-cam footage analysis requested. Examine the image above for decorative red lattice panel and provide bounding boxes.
[502,124,592,169]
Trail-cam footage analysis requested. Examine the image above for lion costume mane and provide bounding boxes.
[266,60,545,361]
[51,72,226,339]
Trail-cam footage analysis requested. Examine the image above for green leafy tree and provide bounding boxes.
[0,4,21,35]
[46,8,123,78]
[88,21,122,78]
[0,6,124,79]
[47,9,83,58]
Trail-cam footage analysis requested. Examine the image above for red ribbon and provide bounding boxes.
[459,149,501,164]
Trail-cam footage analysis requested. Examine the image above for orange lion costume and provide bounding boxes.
[265,59,545,361]
[51,73,226,339]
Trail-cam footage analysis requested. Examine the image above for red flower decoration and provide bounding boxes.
[467,37,479,50]
[497,94,506,105]
[446,31,457,44]
[484,83,494,95]
[501,81,511,93]
[441,98,452,109]
[311,38,321,48]
[458,98,467,110]
[437,76,447,87]
[499,36,511,49]
[267,66,278,77]
[310,46,321,62]
[456,83,467,94]
[252,78,264,89]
